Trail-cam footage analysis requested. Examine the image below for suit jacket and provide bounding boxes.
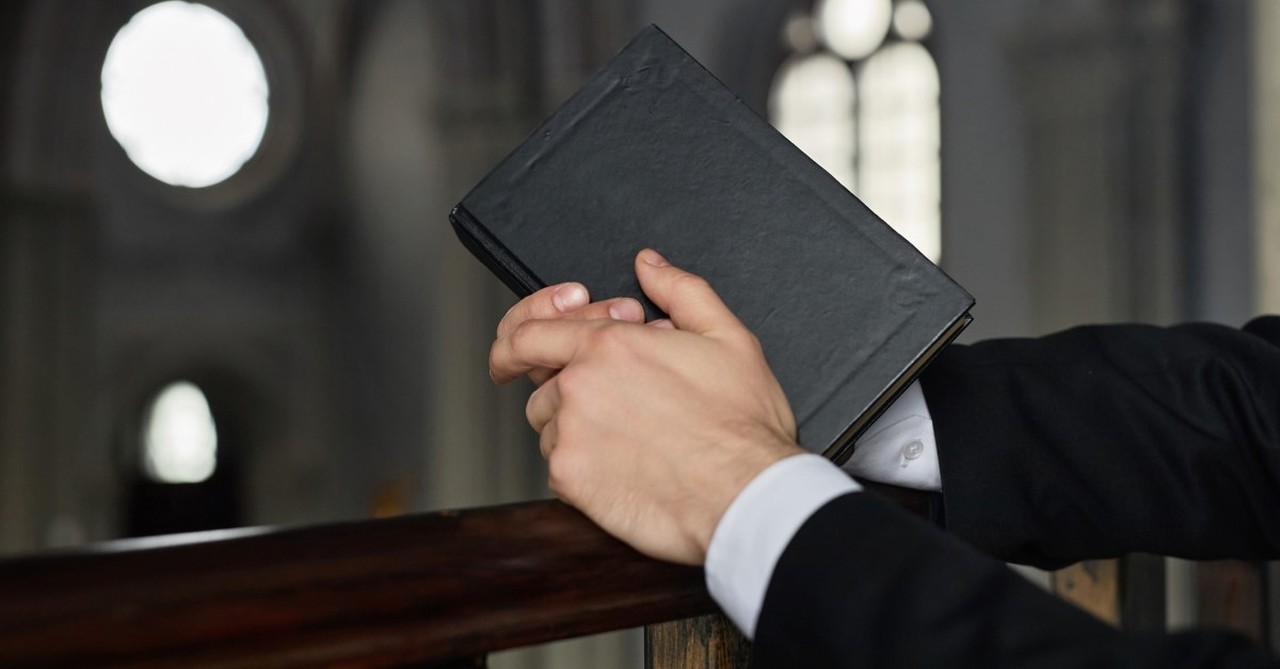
[753,317,1280,668]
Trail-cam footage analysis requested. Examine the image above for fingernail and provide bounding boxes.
[650,318,675,330]
[640,249,669,267]
[552,284,588,312]
[608,300,642,321]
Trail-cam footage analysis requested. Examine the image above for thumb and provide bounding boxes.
[634,249,744,336]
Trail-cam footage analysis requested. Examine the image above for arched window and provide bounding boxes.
[769,0,941,262]
[126,379,242,537]
[773,53,858,191]
[141,381,219,484]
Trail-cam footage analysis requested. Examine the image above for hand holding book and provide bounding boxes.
[488,249,804,565]
[453,26,972,462]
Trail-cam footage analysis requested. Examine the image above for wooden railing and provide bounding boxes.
[0,500,709,667]
[1,484,1268,666]
[20,483,1269,665]
[0,483,928,668]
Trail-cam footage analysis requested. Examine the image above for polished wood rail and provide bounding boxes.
[0,485,934,667]
[0,500,715,667]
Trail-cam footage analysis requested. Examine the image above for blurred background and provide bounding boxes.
[1,0,1276,666]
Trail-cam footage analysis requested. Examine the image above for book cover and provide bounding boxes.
[451,25,973,463]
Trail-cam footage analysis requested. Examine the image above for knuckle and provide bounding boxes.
[546,451,577,497]
[554,365,588,399]
[584,322,629,354]
[547,453,566,487]
[507,319,540,354]
[497,293,542,337]
[524,397,541,430]
[528,369,553,386]
[497,304,519,337]
[738,329,765,355]
[671,273,710,296]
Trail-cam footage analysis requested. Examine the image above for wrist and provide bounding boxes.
[691,431,804,560]
[704,453,861,637]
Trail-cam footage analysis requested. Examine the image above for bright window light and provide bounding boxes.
[893,0,934,41]
[817,0,893,61]
[858,42,941,262]
[143,381,219,484]
[770,54,858,191]
[101,1,269,188]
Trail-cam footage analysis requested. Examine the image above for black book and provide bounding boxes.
[451,26,973,464]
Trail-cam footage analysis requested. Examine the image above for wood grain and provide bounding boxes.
[0,484,935,667]
[0,500,713,667]
[646,615,751,669]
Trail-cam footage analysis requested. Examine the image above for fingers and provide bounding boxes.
[494,284,644,386]
[499,284,646,338]
[528,376,561,437]
[490,319,602,384]
[498,283,589,338]
[528,367,557,387]
[538,419,558,460]
[634,249,745,337]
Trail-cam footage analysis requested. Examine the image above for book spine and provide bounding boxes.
[449,205,545,298]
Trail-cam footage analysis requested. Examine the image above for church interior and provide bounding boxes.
[1,0,1277,666]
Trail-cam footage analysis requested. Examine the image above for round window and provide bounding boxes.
[101,1,270,188]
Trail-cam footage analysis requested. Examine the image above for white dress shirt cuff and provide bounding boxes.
[704,453,860,638]
[841,381,942,491]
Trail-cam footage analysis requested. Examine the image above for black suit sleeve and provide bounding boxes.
[752,493,1277,668]
[923,316,1280,568]
[752,317,1280,667]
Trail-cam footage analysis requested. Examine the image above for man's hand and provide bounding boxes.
[492,282,646,386]
[489,249,804,565]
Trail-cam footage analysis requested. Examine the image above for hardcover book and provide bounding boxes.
[451,26,973,464]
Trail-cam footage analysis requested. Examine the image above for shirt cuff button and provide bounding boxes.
[901,439,924,466]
